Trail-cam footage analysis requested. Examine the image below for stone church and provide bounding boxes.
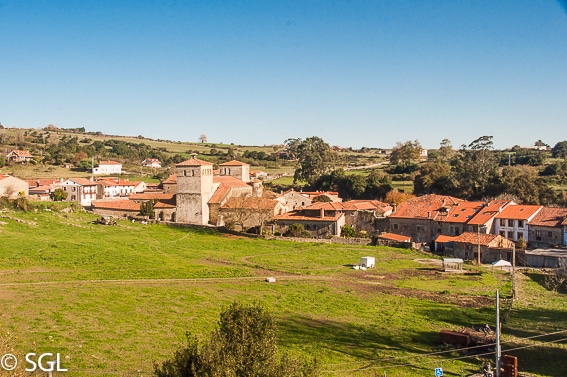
[155,155,265,225]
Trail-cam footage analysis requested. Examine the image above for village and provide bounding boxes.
[2,147,567,270]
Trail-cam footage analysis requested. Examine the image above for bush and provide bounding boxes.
[154,302,317,377]
[284,223,312,238]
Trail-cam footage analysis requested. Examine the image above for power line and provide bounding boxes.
[320,329,567,374]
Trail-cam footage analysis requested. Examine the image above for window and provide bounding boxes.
[548,231,553,238]
[500,219,506,226]
[517,232,524,240]
[507,231,513,239]
[416,225,423,232]
[508,219,514,227]
[536,230,542,241]
[393,223,399,230]
[455,227,460,236]
[518,220,524,228]
[500,231,506,237]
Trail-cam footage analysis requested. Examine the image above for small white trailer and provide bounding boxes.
[360,256,375,269]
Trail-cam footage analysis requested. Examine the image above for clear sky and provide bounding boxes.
[1,1,566,150]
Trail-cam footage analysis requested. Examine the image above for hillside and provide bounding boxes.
[1,206,566,376]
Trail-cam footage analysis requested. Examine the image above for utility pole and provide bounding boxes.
[478,226,481,265]
[512,243,516,300]
[495,290,501,377]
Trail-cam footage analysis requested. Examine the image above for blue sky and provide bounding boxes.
[1,1,566,149]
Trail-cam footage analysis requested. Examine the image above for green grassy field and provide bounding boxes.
[1,208,565,377]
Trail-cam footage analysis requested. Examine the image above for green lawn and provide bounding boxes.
[0,208,565,377]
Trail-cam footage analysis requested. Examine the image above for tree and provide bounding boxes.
[154,302,317,377]
[452,136,500,200]
[438,138,454,162]
[289,137,337,184]
[140,200,155,218]
[551,141,567,159]
[363,170,392,200]
[50,188,68,202]
[384,190,414,206]
[199,134,208,143]
[413,161,455,196]
[388,140,422,173]
[337,174,366,201]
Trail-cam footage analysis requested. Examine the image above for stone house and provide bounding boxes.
[0,174,29,198]
[219,196,285,232]
[92,199,141,218]
[273,210,346,237]
[388,195,463,243]
[527,207,567,248]
[445,232,515,264]
[161,174,177,194]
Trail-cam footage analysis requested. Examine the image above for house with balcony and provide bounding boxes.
[59,178,99,207]
[494,205,543,243]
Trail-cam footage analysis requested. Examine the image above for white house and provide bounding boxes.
[494,204,543,243]
[92,161,122,175]
[59,178,98,207]
[142,158,161,168]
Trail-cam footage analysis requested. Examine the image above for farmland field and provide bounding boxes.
[0,207,566,377]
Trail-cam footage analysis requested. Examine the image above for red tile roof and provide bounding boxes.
[495,205,543,220]
[162,174,177,184]
[220,160,249,166]
[452,232,514,248]
[221,196,280,210]
[129,193,174,201]
[528,207,567,227]
[98,160,121,165]
[69,178,97,186]
[377,232,411,242]
[435,234,456,243]
[8,150,33,157]
[208,176,251,204]
[92,200,140,211]
[467,200,511,225]
[176,157,213,166]
[389,194,463,220]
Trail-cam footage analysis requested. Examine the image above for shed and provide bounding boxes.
[442,258,463,272]
[360,256,375,268]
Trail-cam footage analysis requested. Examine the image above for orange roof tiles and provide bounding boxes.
[8,150,33,157]
[378,232,411,242]
[467,200,511,225]
[221,197,279,210]
[528,207,567,227]
[129,193,174,201]
[162,174,177,184]
[220,160,249,166]
[390,194,463,220]
[98,160,121,165]
[69,178,97,186]
[495,205,543,220]
[176,158,213,166]
[92,200,140,211]
[435,234,457,243]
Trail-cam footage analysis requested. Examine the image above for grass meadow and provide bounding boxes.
[1,208,566,377]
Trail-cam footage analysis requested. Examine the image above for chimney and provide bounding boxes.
[320,208,325,218]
